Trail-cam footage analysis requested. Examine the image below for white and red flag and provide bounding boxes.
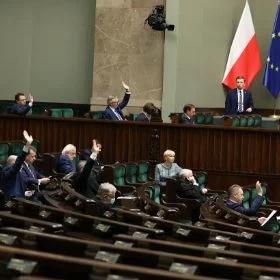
[222,1,261,89]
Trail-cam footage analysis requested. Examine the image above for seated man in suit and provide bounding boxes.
[181,104,196,124]
[224,76,254,115]
[8,93,34,116]
[176,169,207,223]
[75,139,102,197]
[226,181,264,216]
[102,81,132,120]
[135,102,157,123]
[176,169,207,203]
[56,144,77,174]
[2,130,34,199]
[20,147,51,199]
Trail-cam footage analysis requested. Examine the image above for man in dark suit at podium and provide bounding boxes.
[224,76,254,115]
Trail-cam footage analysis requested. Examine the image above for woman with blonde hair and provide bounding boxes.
[155,149,182,186]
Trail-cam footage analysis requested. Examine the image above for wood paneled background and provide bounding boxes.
[1,115,280,199]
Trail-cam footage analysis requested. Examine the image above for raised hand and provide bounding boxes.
[122,81,130,91]
[29,94,34,103]
[23,130,33,145]
[92,139,101,154]
[255,180,263,196]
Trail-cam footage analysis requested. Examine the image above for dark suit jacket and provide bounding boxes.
[20,163,43,191]
[2,151,27,198]
[75,157,100,198]
[176,178,206,203]
[226,195,264,216]
[102,92,130,120]
[56,154,76,174]
[181,113,195,124]
[8,104,32,116]
[135,112,150,122]
[224,89,254,115]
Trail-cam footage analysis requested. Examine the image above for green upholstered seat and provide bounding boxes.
[247,115,254,127]
[50,109,63,117]
[9,142,24,156]
[232,116,240,127]
[137,161,150,183]
[253,115,262,127]
[129,113,139,121]
[195,112,205,124]
[196,171,208,189]
[125,162,138,185]
[62,108,74,118]
[239,116,248,127]
[147,185,161,204]
[242,190,250,209]
[0,143,10,163]
[204,114,214,125]
[89,111,103,120]
[113,164,126,187]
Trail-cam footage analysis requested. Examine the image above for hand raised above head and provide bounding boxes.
[92,139,101,154]
[29,94,34,103]
[255,180,263,196]
[121,81,130,91]
[23,130,33,145]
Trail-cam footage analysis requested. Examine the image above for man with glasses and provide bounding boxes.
[102,81,132,120]
[8,93,34,116]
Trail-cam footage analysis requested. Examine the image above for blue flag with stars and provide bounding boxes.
[263,3,280,98]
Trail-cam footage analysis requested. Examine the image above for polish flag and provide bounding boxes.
[222,1,261,89]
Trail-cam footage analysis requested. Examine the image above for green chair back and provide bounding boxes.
[89,111,103,120]
[195,112,205,124]
[129,113,139,121]
[204,114,214,125]
[239,116,248,127]
[50,109,63,118]
[9,142,24,156]
[62,108,74,118]
[0,143,10,163]
[253,115,262,127]
[137,161,150,183]
[232,116,240,127]
[113,165,126,187]
[196,171,208,189]
[125,163,138,184]
[247,115,254,127]
[148,185,161,204]
[242,190,250,209]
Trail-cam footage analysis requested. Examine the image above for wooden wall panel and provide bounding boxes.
[1,115,280,199]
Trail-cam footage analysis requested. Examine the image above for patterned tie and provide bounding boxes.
[237,90,243,113]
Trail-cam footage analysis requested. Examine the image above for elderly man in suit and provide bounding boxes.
[56,144,77,174]
[102,81,131,120]
[224,76,254,115]
[181,104,196,124]
[8,93,34,116]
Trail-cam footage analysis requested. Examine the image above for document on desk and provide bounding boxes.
[261,210,277,226]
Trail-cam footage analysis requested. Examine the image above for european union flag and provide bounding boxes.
[263,3,280,98]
